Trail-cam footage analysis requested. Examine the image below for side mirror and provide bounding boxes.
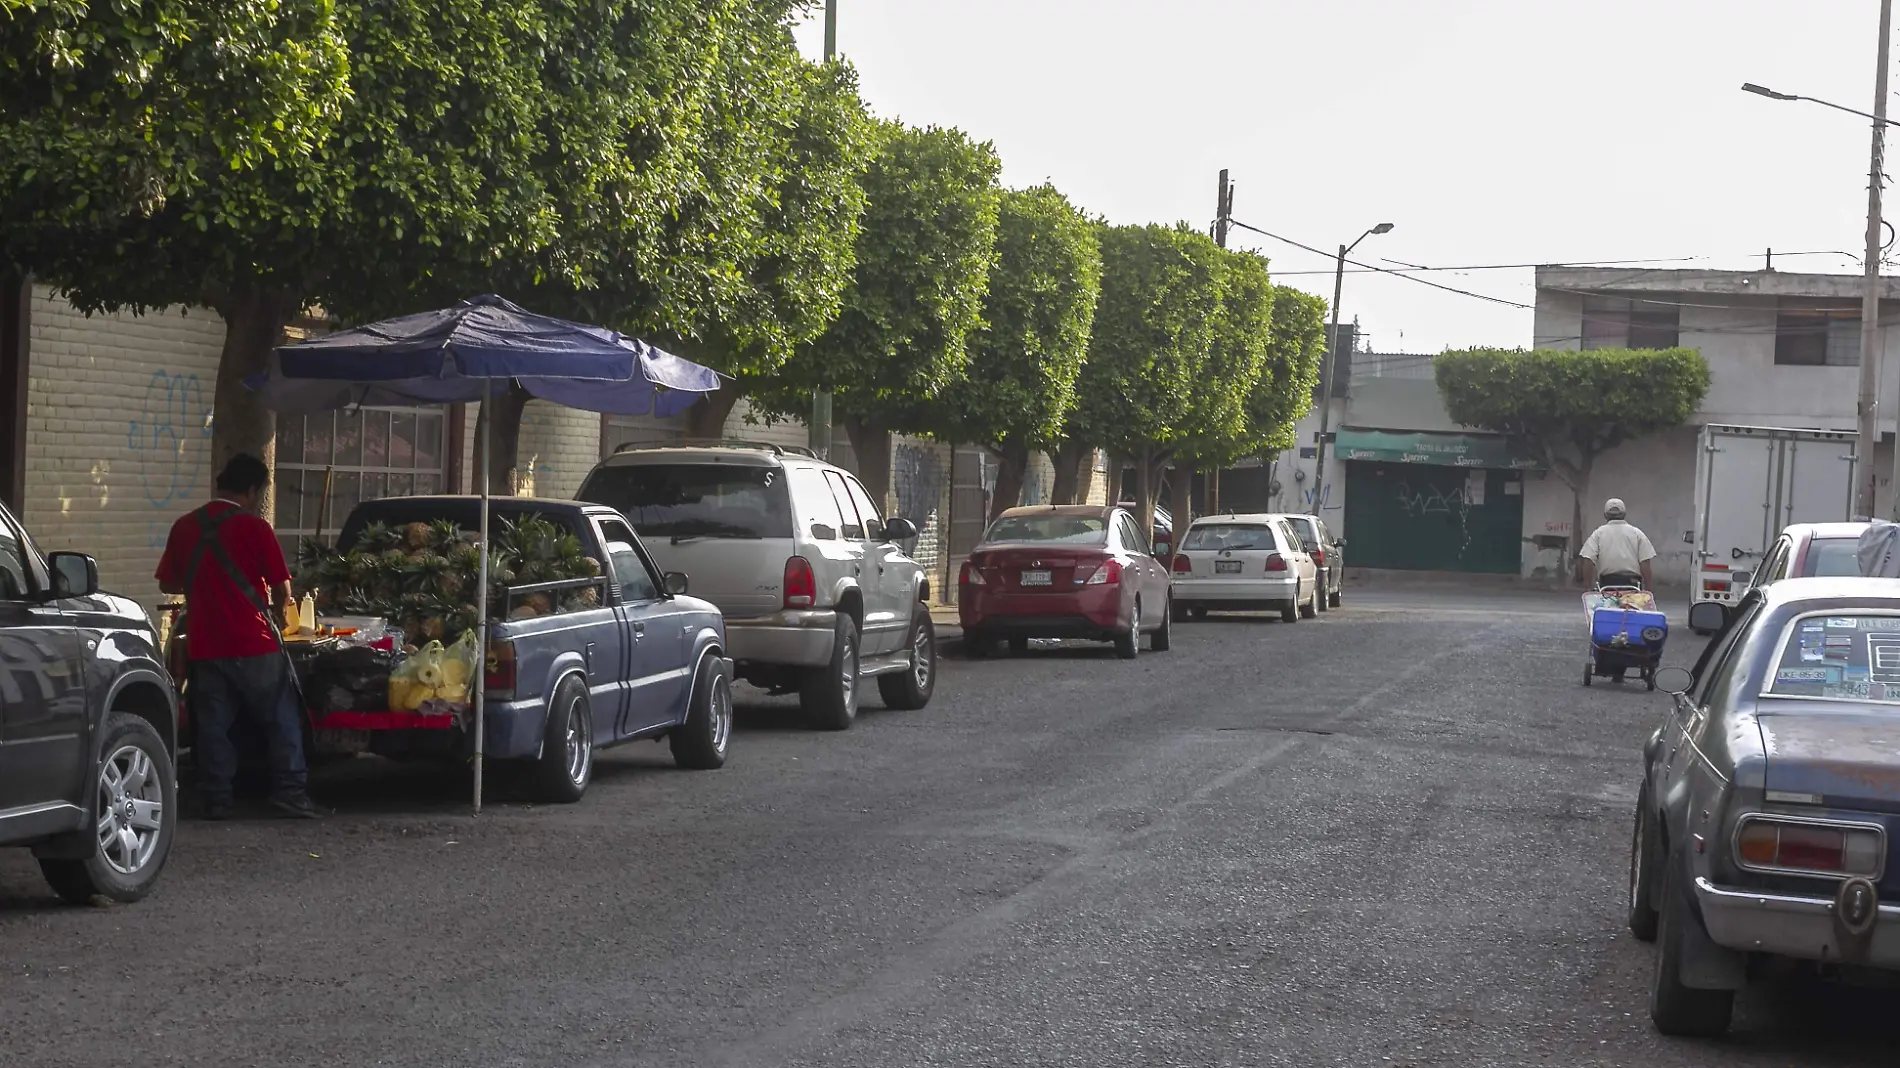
[1654,667,1694,696]
[883,516,918,542]
[48,552,99,599]
[663,571,690,596]
[1687,601,1729,635]
[1334,538,1347,548]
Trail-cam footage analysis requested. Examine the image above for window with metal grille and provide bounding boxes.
[275,407,448,557]
[1774,307,1860,367]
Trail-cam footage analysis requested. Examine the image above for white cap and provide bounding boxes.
[1604,497,1627,518]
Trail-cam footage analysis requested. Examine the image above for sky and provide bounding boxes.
[793,0,1891,354]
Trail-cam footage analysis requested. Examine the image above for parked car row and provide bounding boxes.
[1630,517,1900,1039]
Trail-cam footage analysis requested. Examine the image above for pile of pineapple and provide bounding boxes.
[296,515,604,647]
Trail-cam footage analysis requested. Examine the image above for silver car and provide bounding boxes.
[1169,513,1321,623]
[577,443,936,730]
[1277,512,1344,610]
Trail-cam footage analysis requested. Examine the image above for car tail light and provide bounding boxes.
[1736,817,1883,877]
[1311,549,1326,566]
[1171,554,1193,574]
[484,640,517,695]
[959,559,986,586]
[1265,553,1289,572]
[1082,559,1122,586]
[784,556,817,608]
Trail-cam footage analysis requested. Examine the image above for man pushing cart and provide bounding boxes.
[1578,497,1668,688]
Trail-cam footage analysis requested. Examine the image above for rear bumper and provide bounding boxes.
[960,586,1123,633]
[723,609,838,668]
[1173,576,1299,605]
[1695,877,1900,968]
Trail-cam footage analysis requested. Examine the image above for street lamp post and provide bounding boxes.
[1308,222,1394,522]
[1742,0,1893,518]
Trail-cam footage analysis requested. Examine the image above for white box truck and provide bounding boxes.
[1692,423,1857,610]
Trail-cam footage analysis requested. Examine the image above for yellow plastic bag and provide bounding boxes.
[437,630,479,705]
[386,640,445,710]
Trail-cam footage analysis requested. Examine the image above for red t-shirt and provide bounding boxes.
[155,500,291,660]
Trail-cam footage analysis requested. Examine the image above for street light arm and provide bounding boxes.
[1742,82,1900,127]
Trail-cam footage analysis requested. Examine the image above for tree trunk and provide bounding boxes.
[473,381,532,495]
[210,288,303,523]
[1133,447,1156,548]
[685,387,742,441]
[842,413,893,506]
[990,439,1031,521]
[1106,453,1127,510]
[1050,440,1089,505]
[1168,462,1195,563]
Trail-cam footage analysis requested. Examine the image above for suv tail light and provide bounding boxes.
[1171,554,1193,574]
[484,640,517,695]
[784,556,817,608]
[1265,553,1289,572]
[1311,549,1326,566]
[1082,559,1123,586]
[959,559,986,586]
[1736,817,1883,877]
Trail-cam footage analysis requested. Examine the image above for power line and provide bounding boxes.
[1267,249,1863,277]
[1226,218,1535,309]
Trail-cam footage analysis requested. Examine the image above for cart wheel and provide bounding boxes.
[1584,662,1594,687]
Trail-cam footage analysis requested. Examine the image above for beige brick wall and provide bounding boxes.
[23,286,225,609]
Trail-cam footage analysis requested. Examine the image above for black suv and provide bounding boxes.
[1,501,178,903]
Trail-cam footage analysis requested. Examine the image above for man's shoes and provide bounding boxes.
[268,793,325,820]
[201,800,234,822]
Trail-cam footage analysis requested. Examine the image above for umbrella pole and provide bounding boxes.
[474,383,491,815]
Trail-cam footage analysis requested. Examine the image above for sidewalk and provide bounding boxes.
[929,603,962,640]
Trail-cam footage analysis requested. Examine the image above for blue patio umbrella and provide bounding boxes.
[250,294,721,811]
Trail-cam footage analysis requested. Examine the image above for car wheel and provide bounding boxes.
[802,614,861,731]
[1649,852,1735,1037]
[964,629,994,659]
[1280,597,1299,623]
[1151,596,1173,651]
[39,713,178,906]
[1584,661,1594,687]
[1114,598,1141,660]
[532,677,593,803]
[878,610,936,710]
[1328,586,1342,609]
[1299,581,1319,618]
[669,654,733,770]
[1172,599,1189,623]
[1314,586,1327,614]
[1627,784,1661,942]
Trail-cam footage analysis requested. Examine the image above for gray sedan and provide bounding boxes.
[1633,577,1900,1037]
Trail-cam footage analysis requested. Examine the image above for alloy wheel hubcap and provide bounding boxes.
[912,627,932,689]
[842,635,858,711]
[711,678,732,752]
[566,703,591,784]
[97,745,163,876]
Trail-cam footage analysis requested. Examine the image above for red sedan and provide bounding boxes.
[958,504,1173,659]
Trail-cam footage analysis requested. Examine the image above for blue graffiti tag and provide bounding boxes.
[127,370,210,507]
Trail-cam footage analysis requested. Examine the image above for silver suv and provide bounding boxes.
[577,443,936,729]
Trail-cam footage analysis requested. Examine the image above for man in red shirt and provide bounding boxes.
[157,454,320,820]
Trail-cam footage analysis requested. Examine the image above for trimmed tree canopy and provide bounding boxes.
[1248,285,1328,454]
[1435,345,1710,553]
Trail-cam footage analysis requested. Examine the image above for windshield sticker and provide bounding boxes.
[1769,621,1900,703]
[1778,667,1832,683]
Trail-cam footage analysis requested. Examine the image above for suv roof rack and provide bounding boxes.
[613,438,820,459]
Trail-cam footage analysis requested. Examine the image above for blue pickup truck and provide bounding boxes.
[326,497,734,800]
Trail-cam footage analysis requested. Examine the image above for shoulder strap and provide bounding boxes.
[184,504,282,638]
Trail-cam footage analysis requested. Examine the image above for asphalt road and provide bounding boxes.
[4,588,1899,1067]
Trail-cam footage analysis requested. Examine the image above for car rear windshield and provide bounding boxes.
[1802,538,1860,577]
[1183,524,1275,551]
[1764,612,1900,704]
[983,514,1108,544]
[579,463,791,541]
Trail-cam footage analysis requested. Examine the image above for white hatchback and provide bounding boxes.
[1169,513,1321,623]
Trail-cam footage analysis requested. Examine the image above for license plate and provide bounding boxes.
[1215,560,1243,574]
[1020,570,1052,586]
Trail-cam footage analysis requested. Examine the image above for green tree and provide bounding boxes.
[0,0,349,227]
[755,121,1003,504]
[1434,346,1710,561]
[2,1,829,499]
[921,184,1100,519]
[1063,223,1230,542]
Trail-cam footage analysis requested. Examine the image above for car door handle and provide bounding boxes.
[632,622,645,638]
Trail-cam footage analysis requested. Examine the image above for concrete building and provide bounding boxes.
[1264,266,1900,583]
[0,283,1109,612]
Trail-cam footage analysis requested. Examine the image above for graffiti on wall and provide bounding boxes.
[127,370,212,548]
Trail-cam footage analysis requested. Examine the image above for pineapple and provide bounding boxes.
[429,519,463,553]
[403,522,432,551]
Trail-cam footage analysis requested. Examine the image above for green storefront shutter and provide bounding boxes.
[1343,460,1525,574]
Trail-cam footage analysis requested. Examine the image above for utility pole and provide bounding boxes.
[1210,170,1234,515]
[1865,0,1893,519]
[809,0,840,460]
[1309,222,1393,520]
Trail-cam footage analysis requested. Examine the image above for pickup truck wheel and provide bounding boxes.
[802,615,861,731]
[878,611,936,710]
[1626,784,1661,942]
[670,655,732,770]
[532,678,593,803]
[1648,854,1734,1037]
[39,713,177,905]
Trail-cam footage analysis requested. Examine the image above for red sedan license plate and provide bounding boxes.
[1216,560,1243,574]
[1020,570,1052,586]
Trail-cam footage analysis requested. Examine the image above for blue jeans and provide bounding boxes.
[192,653,308,802]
